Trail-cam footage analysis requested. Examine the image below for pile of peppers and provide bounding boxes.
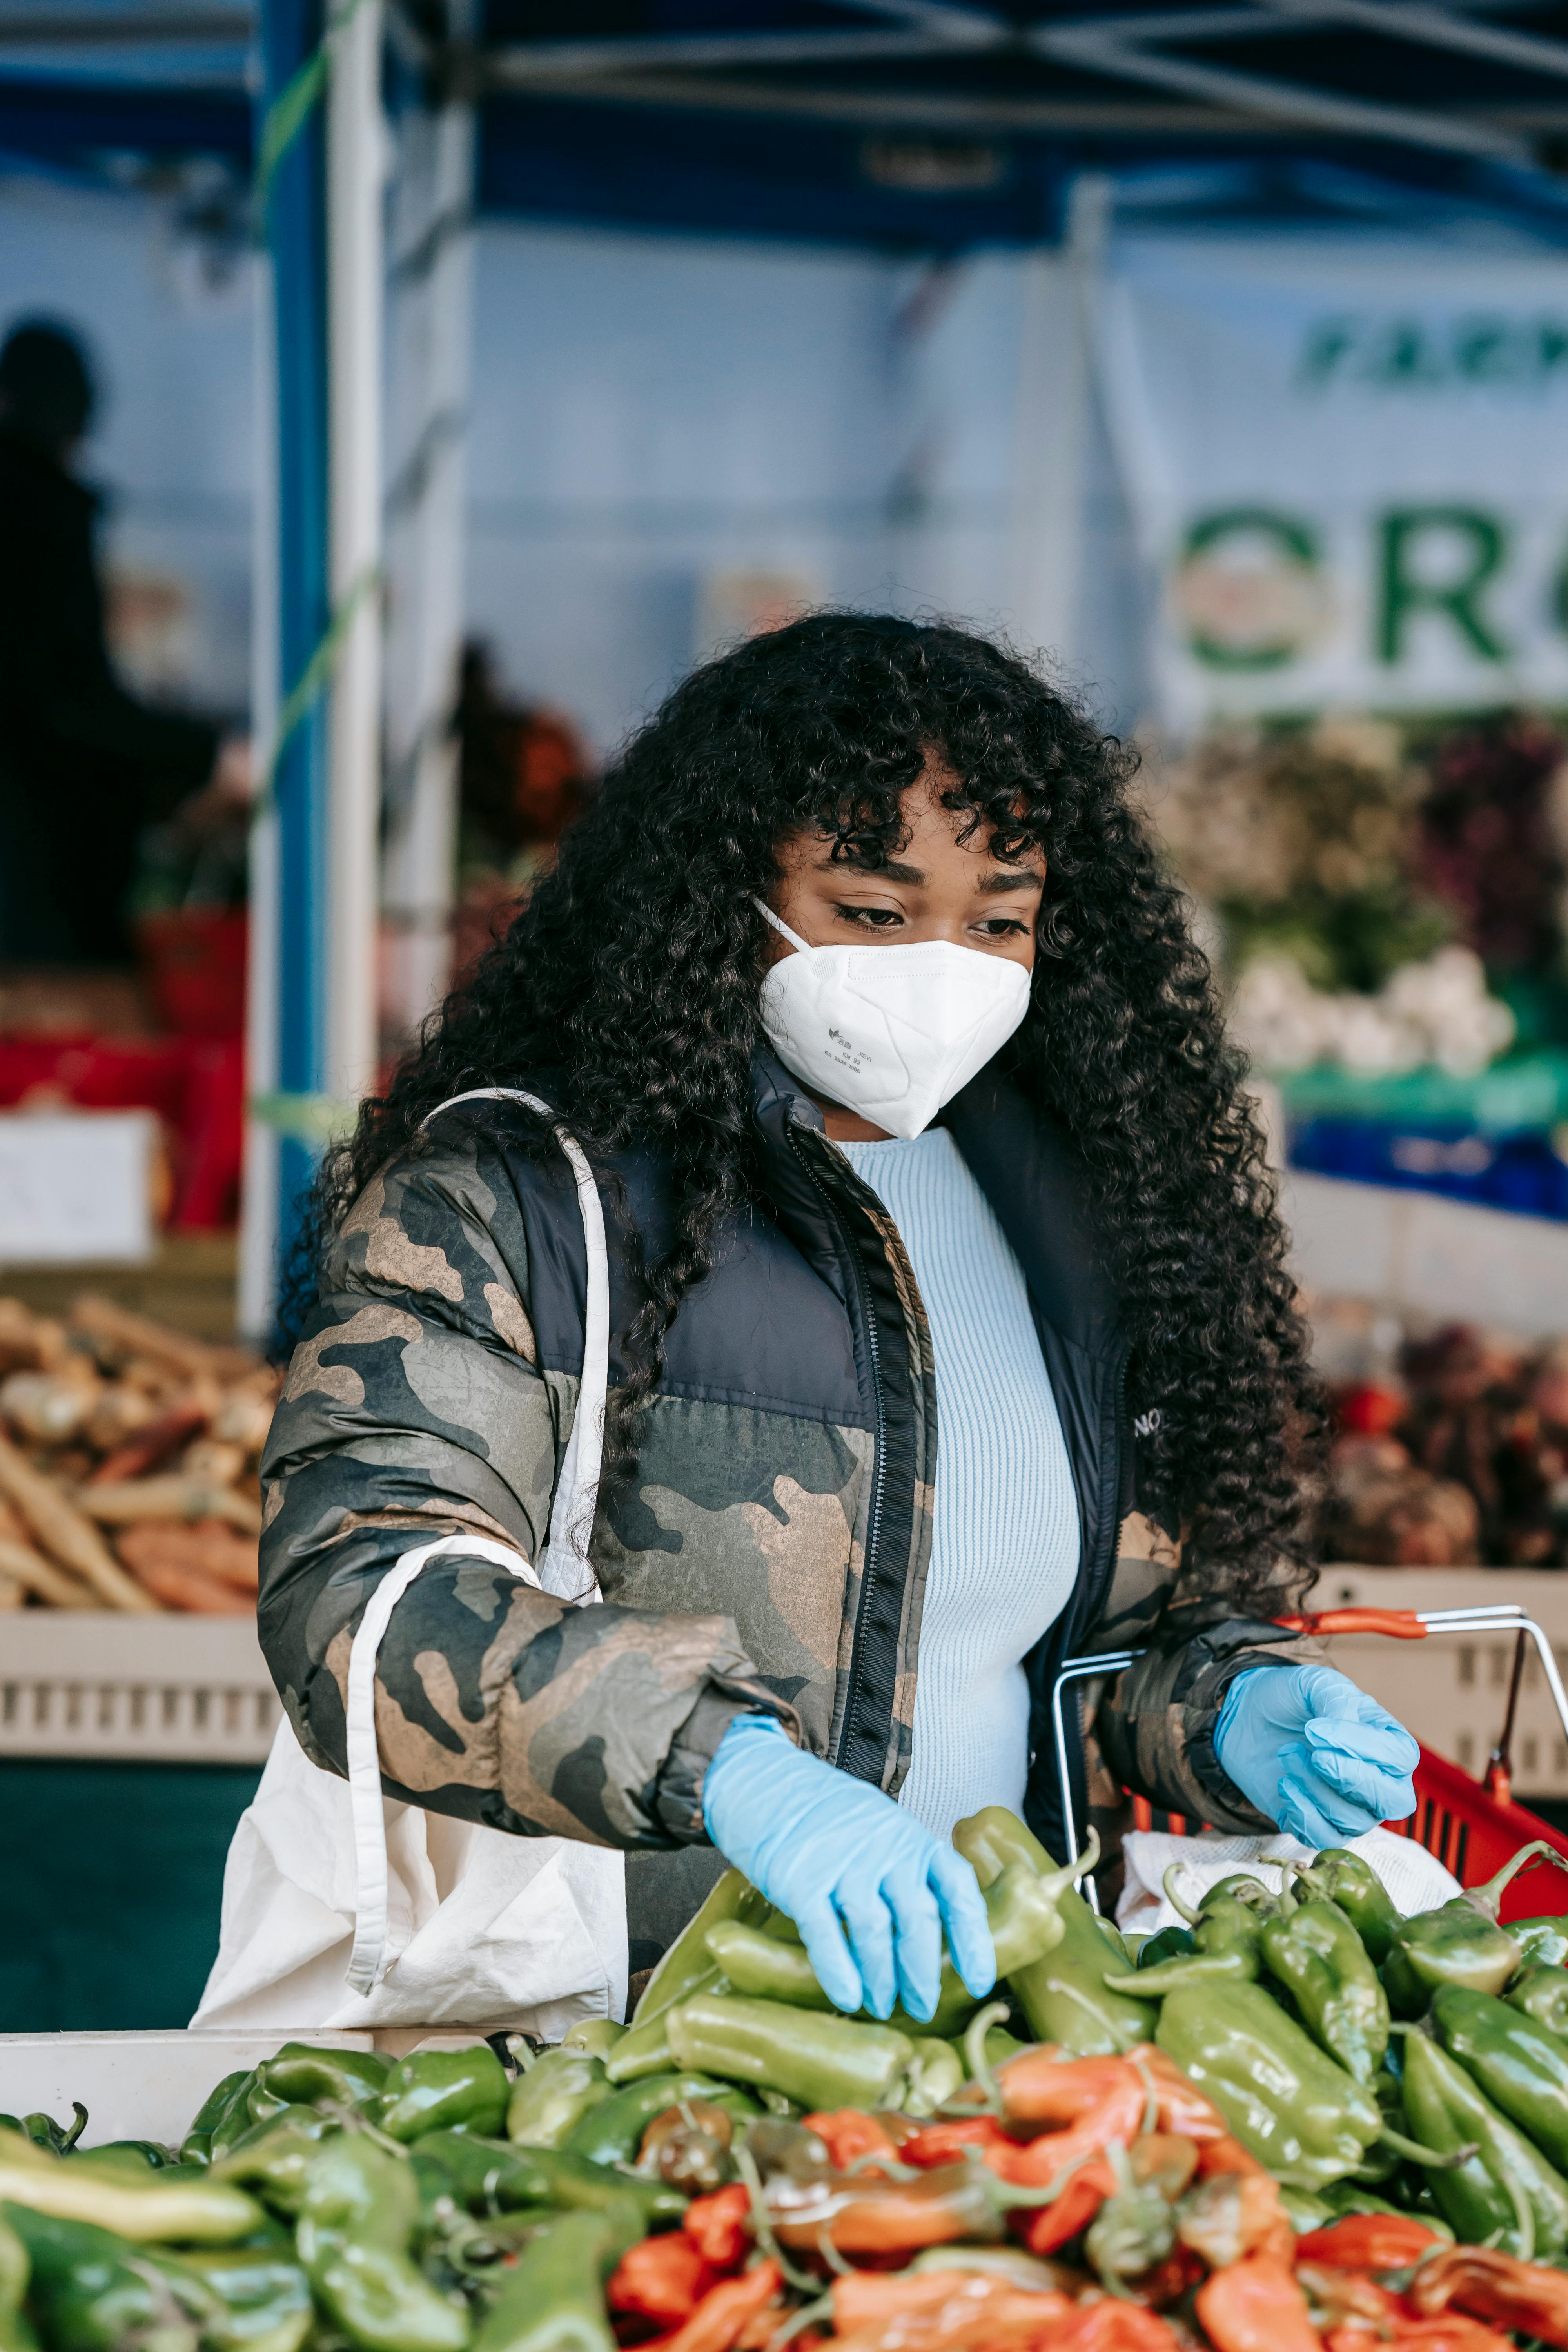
[11,1810,1568,2352]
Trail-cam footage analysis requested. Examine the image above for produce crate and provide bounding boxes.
[0,2029,490,2147]
[0,1612,278,1763]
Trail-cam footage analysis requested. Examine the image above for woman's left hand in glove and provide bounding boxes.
[1214,1662,1419,1848]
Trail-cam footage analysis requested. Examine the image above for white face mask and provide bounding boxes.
[755,899,1032,1139]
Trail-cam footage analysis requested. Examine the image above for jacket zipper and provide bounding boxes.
[787,1130,887,1772]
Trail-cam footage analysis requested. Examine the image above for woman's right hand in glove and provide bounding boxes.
[700,1711,995,2024]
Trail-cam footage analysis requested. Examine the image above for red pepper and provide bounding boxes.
[830,2269,1073,2348]
[995,2052,1135,2128]
[1016,2158,1117,2255]
[994,2067,1148,2187]
[801,2109,900,2172]
[1196,2258,1328,2352]
[902,2116,1016,2169]
[1375,2324,1514,2352]
[1127,2043,1232,2143]
[1054,2305,1186,2352]
[1293,2262,1401,2334]
[608,2237,716,2328]
[682,2185,751,2272]
[1296,2215,1445,2271]
[657,2261,782,2352]
[1407,2244,1568,2349]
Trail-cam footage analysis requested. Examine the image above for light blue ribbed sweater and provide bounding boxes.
[840,1129,1081,1840]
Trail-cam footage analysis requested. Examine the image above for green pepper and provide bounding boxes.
[1105,1873,1271,1996]
[703,1857,1072,2038]
[67,2143,175,2174]
[0,2128,262,2244]
[157,2246,314,2352]
[208,2110,338,2216]
[1507,1962,1568,2039]
[1318,2179,1454,2238]
[902,2041,966,2118]
[16,2113,85,2161]
[666,1991,914,2112]
[1395,2021,1568,2261]
[206,2077,264,2169]
[1296,1849,1402,1967]
[1083,2143,1176,2290]
[470,2198,644,2352]
[505,2051,612,2149]
[4,2205,199,2352]
[297,2134,468,2352]
[253,2043,387,2116]
[600,2015,679,2086]
[181,2073,252,2169]
[1258,1888,1391,2085]
[0,2209,36,2352]
[1154,1981,1445,2193]
[559,2022,624,2061]
[1277,2185,1334,2233]
[953,1807,1156,2057]
[1511,1916,1568,1970]
[630,1867,770,2028]
[409,2131,685,2232]
[1137,1926,1197,1972]
[377,2046,509,2143]
[562,2075,757,2171]
[1383,1839,1568,2018]
[1430,1982,1568,2171]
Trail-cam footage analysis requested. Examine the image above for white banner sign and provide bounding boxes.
[1096,236,1568,726]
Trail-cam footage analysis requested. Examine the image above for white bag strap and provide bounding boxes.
[342,1088,610,1996]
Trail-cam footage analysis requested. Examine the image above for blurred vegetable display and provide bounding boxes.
[15,1811,1568,2350]
[1146,708,1568,1090]
[1323,1319,1568,1566]
[0,1290,275,1612]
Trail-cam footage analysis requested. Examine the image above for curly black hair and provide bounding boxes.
[307,612,1325,1608]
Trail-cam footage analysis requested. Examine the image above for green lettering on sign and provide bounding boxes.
[1178,507,1321,672]
[1377,506,1509,664]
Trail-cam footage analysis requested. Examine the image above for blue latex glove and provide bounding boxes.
[701,1713,995,2023]
[1214,1662,1419,1849]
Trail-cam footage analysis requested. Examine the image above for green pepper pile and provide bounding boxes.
[7,1810,1568,2352]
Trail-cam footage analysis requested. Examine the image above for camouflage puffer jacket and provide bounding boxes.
[259,1054,1315,1968]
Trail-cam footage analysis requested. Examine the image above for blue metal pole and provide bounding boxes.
[259,0,330,1305]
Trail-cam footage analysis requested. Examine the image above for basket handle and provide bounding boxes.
[1275,1608,1429,1639]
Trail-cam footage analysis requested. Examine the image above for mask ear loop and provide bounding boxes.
[753,897,812,955]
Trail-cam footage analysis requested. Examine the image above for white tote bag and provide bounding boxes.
[193,1093,628,2037]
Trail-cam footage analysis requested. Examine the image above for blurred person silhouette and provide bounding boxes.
[0,318,251,965]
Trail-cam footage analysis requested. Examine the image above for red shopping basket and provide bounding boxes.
[1053,1603,1568,1916]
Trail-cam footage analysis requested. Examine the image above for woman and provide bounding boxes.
[259,613,1417,2026]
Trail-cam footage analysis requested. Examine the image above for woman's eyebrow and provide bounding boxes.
[818,851,925,883]
[978,867,1045,894]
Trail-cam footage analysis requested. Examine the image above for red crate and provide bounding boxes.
[0,1033,243,1231]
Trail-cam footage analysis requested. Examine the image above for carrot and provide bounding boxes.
[78,1476,262,1532]
[88,1399,209,1484]
[0,1534,93,1606]
[123,1556,253,1614]
[0,1431,156,1610]
[1196,2258,1328,2352]
[116,1518,258,1592]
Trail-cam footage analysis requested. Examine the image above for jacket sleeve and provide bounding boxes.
[258,1131,795,1850]
[1087,1512,1323,1833]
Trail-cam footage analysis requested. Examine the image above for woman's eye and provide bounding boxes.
[835,903,902,929]
[976,917,1027,939]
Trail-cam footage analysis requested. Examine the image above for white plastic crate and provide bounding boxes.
[1314,1565,1568,1799]
[0,1612,279,1762]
